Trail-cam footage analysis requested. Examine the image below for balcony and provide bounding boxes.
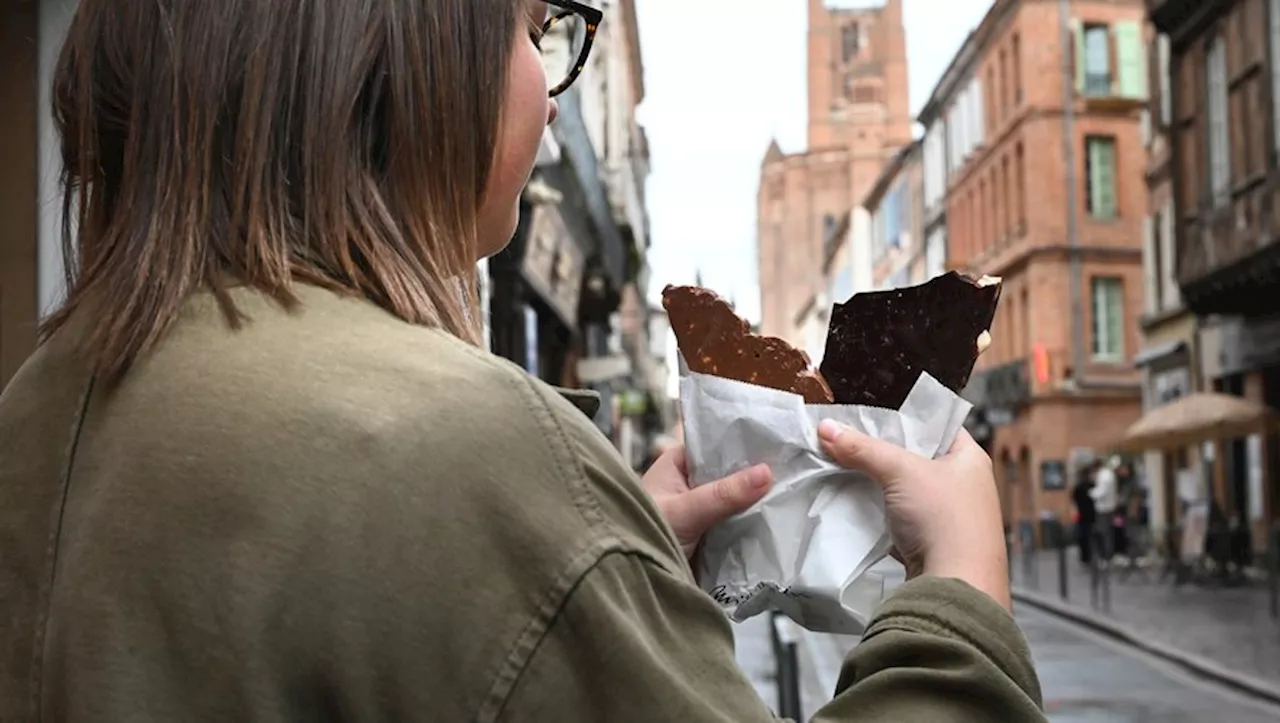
[1177,173,1280,316]
[1147,0,1208,34]
[968,358,1032,421]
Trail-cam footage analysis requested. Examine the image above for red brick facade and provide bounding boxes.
[757,0,911,344]
[942,0,1148,524]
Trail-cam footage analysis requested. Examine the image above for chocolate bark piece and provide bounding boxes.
[819,272,1001,409]
[662,285,834,404]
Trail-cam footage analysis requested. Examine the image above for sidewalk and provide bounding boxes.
[1011,549,1280,698]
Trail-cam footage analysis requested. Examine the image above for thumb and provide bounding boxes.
[678,464,772,532]
[817,420,916,484]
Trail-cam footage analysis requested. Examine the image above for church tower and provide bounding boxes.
[807,0,911,203]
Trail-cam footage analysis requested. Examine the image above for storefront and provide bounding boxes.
[1133,312,1200,535]
[1195,314,1280,546]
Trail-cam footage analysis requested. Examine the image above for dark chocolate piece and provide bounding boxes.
[819,272,1001,409]
[662,285,834,404]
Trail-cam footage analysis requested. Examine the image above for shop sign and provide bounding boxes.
[1040,460,1067,491]
[521,205,584,327]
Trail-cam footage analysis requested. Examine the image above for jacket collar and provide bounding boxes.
[554,387,601,419]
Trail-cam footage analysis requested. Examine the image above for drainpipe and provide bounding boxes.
[1061,0,1086,385]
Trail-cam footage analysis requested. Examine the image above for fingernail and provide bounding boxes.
[747,465,771,489]
[818,420,845,443]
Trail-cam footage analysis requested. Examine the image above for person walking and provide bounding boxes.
[0,1,1043,720]
[1072,463,1098,566]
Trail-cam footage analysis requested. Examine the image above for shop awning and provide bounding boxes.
[1117,392,1278,451]
[1132,340,1186,368]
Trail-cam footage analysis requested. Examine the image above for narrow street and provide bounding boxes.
[1023,606,1280,722]
[735,593,1280,721]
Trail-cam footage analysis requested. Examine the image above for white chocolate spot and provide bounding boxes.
[976,330,993,355]
[976,275,1002,287]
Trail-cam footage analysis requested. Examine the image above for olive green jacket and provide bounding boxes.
[0,287,1044,721]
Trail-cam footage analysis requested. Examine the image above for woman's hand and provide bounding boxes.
[641,446,772,560]
[817,420,1012,613]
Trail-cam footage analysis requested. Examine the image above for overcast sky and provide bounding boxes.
[634,0,994,321]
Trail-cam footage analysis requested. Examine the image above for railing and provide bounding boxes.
[976,357,1032,411]
[1083,72,1112,98]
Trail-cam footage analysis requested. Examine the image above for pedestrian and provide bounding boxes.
[1072,462,1098,565]
[1091,456,1120,564]
[0,1,1044,721]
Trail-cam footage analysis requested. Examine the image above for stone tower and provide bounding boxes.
[757,0,910,342]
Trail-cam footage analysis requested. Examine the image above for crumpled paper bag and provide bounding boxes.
[680,368,972,635]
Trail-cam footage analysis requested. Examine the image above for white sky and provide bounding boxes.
[634,0,994,321]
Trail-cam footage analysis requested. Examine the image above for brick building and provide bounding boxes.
[922,0,1149,525]
[757,0,912,345]
[1149,0,1280,546]
[1135,20,1199,539]
[865,141,927,291]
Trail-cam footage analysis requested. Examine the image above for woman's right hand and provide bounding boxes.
[817,420,1012,613]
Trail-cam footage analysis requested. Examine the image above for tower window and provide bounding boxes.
[842,22,861,62]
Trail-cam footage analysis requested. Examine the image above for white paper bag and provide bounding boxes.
[680,369,971,635]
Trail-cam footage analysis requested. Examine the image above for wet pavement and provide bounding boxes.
[1012,549,1280,687]
[732,566,1280,720]
[1024,605,1280,722]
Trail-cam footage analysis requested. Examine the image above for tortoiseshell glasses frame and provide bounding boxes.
[539,0,602,98]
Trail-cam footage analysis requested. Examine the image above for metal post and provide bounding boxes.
[1057,526,1070,601]
[1021,521,1039,590]
[1270,525,1279,620]
[771,612,802,721]
[1059,0,1085,381]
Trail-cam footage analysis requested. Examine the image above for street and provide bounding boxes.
[1023,605,1280,722]
[734,600,1280,721]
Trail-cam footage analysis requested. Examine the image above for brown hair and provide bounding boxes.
[43,0,523,382]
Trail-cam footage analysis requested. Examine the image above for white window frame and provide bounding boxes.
[1270,0,1280,156]
[1206,35,1231,204]
[1091,276,1125,362]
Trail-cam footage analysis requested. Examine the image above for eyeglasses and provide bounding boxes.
[538,0,602,98]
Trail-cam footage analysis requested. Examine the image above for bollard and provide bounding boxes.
[1270,525,1279,620]
[771,612,802,721]
[1019,521,1039,591]
[1057,527,1069,601]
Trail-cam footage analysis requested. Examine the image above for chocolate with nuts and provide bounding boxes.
[819,272,1001,410]
[662,285,834,404]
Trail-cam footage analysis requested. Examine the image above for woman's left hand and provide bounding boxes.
[641,445,772,559]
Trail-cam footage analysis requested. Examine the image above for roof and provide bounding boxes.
[916,0,1018,126]
[762,139,786,165]
[861,139,921,210]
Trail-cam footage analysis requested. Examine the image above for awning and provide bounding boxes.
[1117,392,1279,451]
[1133,340,1187,368]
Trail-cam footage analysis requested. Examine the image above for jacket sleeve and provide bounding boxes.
[495,551,1045,722]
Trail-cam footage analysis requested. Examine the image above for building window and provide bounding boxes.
[1207,34,1231,203]
[925,230,945,279]
[1158,34,1172,127]
[842,22,861,63]
[1269,0,1280,158]
[853,84,881,105]
[1085,136,1118,219]
[1082,24,1112,96]
[1015,142,1026,232]
[1143,210,1164,315]
[1012,33,1023,104]
[1091,277,1125,361]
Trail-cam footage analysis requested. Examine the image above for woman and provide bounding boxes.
[0,1,1043,720]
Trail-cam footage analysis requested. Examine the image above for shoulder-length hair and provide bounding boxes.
[43,0,521,382]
